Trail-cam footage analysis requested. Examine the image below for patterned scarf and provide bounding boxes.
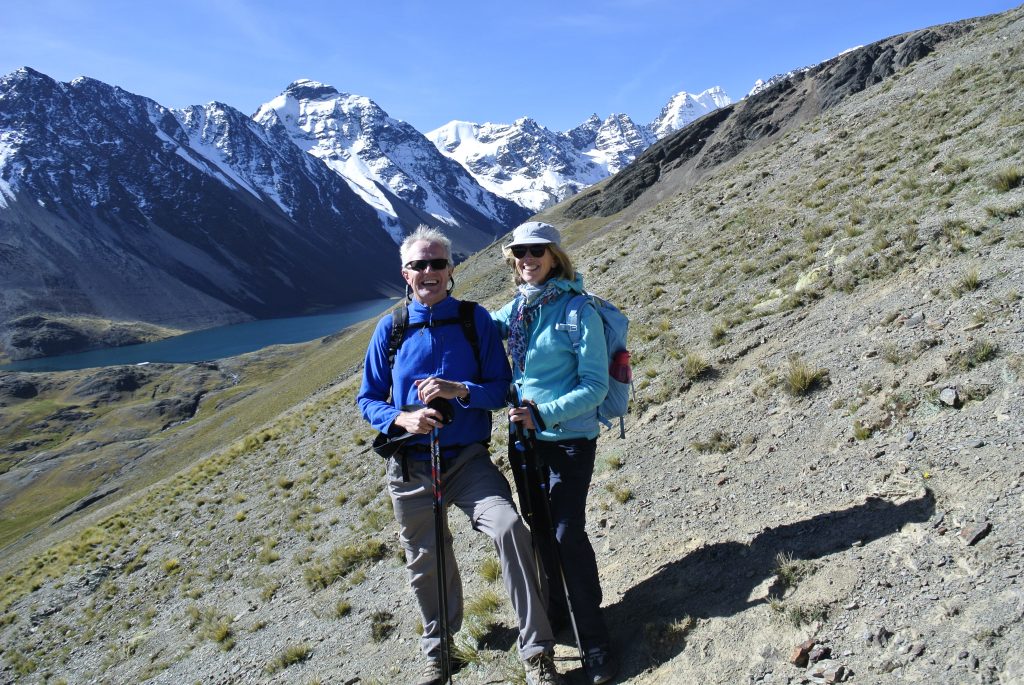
[508,280,563,374]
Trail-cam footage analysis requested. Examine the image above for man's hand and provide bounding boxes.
[415,377,469,404]
[393,407,445,435]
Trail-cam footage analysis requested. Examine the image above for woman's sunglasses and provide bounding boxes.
[404,258,450,271]
[510,245,548,259]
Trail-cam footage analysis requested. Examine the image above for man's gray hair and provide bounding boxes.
[399,225,452,264]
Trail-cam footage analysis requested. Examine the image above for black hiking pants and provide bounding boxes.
[533,436,610,650]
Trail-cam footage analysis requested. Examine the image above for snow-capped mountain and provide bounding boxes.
[428,86,730,212]
[254,80,528,255]
[650,86,732,138]
[0,66,730,357]
[430,117,598,212]
[428,111,665,213]
[0,68,401,344]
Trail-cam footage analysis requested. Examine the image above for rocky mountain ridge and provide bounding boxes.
[0,70,729,362]
[427,86,732,212]
[0,69,406,360]
[253,79,528,252]
[0,71,534,361]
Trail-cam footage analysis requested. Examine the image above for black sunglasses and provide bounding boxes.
[404,258,450,271]
[510,245,548,259]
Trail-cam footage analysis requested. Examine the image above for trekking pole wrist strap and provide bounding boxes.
[523,399,546,431]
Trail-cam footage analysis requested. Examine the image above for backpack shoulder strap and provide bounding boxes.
[457,300,481,368]
[557,293,590,353]
[387,305,408,368]
[389,301,481,371]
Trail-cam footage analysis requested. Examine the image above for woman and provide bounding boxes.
[492,221,616,685]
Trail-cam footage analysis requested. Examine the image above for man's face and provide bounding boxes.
[401,240,452,306]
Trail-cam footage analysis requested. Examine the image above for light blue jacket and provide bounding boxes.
[492,275,608,441]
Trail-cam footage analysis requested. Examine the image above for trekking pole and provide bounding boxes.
[428,398,455,684]
[508,385,590,680]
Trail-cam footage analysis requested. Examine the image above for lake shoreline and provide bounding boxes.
[1,298,397,373]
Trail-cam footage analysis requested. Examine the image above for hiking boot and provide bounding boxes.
[413,658,443,685]
[524,652,564,685]
[585,645,617,685]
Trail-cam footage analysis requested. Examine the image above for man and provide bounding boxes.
[357,225,562,685]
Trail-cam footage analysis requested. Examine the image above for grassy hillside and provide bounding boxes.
[1,6,1022,685]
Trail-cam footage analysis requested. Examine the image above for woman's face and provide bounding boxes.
[514,244,556,286]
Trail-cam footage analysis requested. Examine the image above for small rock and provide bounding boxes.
[904,431,917,444]
[959,521,992,546]
[968,438,985,448]
[905,312,925,328]
[791,639,816,667]
[808,659,849,683]
[939,387,960,407]
[809,645,832,663]
[870,626,893,646]
[909,642,926,659]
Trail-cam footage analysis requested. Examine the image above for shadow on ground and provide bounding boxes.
[603,492,936,679]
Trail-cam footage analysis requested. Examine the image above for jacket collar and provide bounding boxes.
[407,295,457,319]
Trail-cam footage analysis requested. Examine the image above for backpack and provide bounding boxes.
[387,300,481,372]
[556,293,632,438]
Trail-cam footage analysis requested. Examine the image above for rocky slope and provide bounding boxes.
[1,6,1022,685]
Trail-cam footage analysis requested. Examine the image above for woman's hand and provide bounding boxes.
[508,406,537,430]
[415,377,469,404]
[393,407,445,434]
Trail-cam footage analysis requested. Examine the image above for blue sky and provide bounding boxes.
[1,1,1017,133]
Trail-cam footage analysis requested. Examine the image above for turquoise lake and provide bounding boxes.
[2,298,396,373]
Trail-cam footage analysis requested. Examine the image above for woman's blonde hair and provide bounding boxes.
[503,242,575,285]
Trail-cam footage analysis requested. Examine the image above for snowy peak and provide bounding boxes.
[428,87,729,211]
[566,114,603,149]
[430,120,483,153]
[254,80,527,248]
[425,112,652,213]
[0,67,403,341]
[282,79,342,102]
[701,85,732,109]
[592,113,656,172]
[650,86,733,139]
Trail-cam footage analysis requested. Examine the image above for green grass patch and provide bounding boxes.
[303,539,387,590]
[267,642,312,673]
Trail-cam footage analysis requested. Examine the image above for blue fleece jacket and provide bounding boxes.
[492,275,609,441]
[358,297,512,456]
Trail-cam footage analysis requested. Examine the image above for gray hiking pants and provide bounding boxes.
[387,442,554,661]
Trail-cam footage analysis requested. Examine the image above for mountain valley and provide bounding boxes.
[1,6,1023,685]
